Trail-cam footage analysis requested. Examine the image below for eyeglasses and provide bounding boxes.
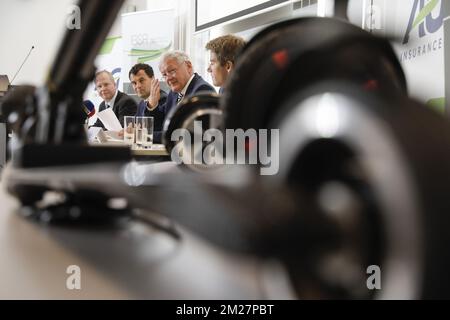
[161,68,178,80]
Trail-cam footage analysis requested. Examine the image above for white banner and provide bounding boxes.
[121,9,175,91]
[389,0,445,111]
[85,36,124,125]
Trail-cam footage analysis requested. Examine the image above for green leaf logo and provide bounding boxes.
[412,0,438,29]
[99,36,121,55]
[127,43,172,63]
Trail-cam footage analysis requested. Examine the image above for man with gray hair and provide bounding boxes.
[92,70,137,129]
[145,50,215,142]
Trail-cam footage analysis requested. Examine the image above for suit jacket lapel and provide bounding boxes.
[112,91,122,114]
[99,101,106,112]
[185,73,199,97]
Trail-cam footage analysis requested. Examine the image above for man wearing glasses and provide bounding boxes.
[145,50,215,143]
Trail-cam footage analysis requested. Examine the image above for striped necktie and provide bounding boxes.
[177,93,183,103]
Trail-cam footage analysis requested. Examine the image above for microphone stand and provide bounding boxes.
[10,46,35,85]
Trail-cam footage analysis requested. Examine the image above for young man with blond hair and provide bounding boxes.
[205,34,246,94]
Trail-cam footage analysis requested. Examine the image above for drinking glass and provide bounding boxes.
[123,116,135,145]
[136,116,154,149]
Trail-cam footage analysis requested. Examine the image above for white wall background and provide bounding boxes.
[0,0,168,86]
[0,0,75,86]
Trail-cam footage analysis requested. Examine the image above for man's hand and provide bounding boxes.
[146,78,160,110]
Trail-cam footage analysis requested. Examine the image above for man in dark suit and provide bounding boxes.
[145,50,215,143]
[92,70,137,129]
[128,63,167,133]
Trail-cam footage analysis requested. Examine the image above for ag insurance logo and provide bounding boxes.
[399,0,445,62]
[403,0,445,44]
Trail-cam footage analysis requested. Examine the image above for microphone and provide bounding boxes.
[10,46,35,85]
[82,100,96,118]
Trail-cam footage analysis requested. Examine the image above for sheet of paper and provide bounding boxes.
[97,108,123,131]
[87,127,108,143]
[87,127,102,142]
[105,131,123,142]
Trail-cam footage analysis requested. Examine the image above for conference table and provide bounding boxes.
[131,144,169,157]
[7,132,170,159]
[90,137,170,160]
